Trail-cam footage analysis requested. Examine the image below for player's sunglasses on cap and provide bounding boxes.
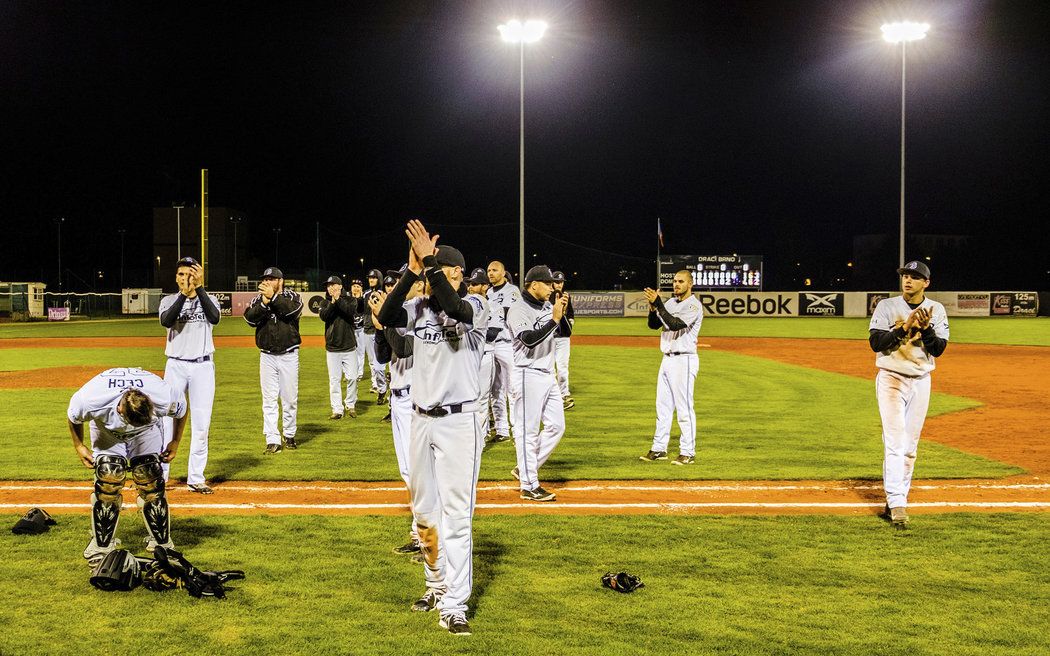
[261,266,284,279]
[896,261,931,280]
[524,265,556,284]
[176,256,200,269]
[325,275,342,286]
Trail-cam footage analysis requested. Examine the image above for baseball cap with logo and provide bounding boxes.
[176,256,200,269]
[435,245,466,269]
[467,268,488,285]
[325,275,342,286]
[350,278,363,286]
[261,266,284,279]
[896,260,931,280]
[386,263,407,279]
[367,269,382,280]
[552,270,566,283]
[524,265,556,284]
[383,275,397,286]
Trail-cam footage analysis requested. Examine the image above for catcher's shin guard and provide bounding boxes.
[89,549,142,592]
[131,454,170,547]
[90,455,128,550]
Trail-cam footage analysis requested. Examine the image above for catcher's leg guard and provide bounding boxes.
[131,454,171,549]
[86,455,128,561]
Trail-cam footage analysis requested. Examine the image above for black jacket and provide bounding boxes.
[362,290,378,334]
[318,295,359,352]
[243,290,303,354]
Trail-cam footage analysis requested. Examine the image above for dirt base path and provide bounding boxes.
[2,479,1048,517]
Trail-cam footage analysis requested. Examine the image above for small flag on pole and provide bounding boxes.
[657,218,664,248]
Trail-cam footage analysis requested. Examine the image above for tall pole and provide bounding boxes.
[230,216,241,288]
[55,217,64,291]
[118,229,126,290]
[518,40,526,282]
[173,203,184,261]
[656,218,661,289]
[898,41,907,269]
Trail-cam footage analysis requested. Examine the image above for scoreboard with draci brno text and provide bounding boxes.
[658,255,763,291]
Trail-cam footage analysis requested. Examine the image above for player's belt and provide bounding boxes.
[391,387,411,398]
[168,355,211,363]
[663,351,694,357]
[413,402,476,417]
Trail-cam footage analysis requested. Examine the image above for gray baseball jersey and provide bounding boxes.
[67,368,187,441]
[870,296,949,376]
[404,293,489,407]
[486,282,521,342]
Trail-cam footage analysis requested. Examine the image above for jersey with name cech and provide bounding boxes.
[659,295,703,354]
[486,282,521,342]
[159,293,219,358]
[507,295,561,371]
[67,368,187,441]
[404,292,488,408]
[870,295,950,376]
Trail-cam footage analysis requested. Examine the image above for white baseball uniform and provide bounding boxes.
[507,292,568,492]
[362,289,390,394]
[477,341,495,436]
[649,295,703,456]
[381,270,488,620]
[158,291,219,485]
[554,337,571,398]
[486,282,521,437]
[381,327,418,542]
[870,295,950,509]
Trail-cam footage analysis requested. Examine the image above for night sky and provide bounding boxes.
[2,0,1047,291]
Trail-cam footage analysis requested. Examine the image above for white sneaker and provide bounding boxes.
[83,537,122,566]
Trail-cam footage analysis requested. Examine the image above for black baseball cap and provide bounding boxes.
[386,263,407,278]
[176,257,199,269]
[350,278,363,286]
[552,270,566,283]
[435,245,466,269]
[467,268,488,285]
[897,260,931,280]
[325,275,342,286]
[262,266,283,279]
[383,275,397,286]
[367,269,382,280]
[525,265,556,284]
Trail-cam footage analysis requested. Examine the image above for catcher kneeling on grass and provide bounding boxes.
[67,368,187,566]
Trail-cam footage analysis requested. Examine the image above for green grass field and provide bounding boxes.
[2,513,1048,655]
[0,326,1018,482]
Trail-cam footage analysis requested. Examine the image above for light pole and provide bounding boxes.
[117,229,126,290]
[54,217,65,291]
[173,202,185,261]
[881,21,929,268]
[273,227,281,265]
[231,216,243,287]
[499,18,547,281]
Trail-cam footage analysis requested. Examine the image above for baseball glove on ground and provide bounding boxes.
[141,546,245,599]
[601,571,644,593]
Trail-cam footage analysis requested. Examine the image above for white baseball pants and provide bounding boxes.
[490,341,515,437]
[162,358,215,485]
[410,408,483,616]
[554,337,571,398]
[510,367,565,492]
[260,350,299,445]
[477,348,495,436]
[651,353,699,456]
[326,350,359,414]
[390,389,418,541]
[355,329,367,378]
[876,369,932,509]
[362,333,389,393]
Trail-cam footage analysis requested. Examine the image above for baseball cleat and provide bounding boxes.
[521,486,556,502]
[887,506,910,529]
[489,434,511,444]
[510,466,520,481]
[639,450,667,462]
[411,590,442,612]
[393,540,422,555]
[381,411,391,422]
[264,443,282,455]
[283,437,298,450]
[671,455,695,466]
[439,612,472,636]
[347,407,357,418]
[377,392,388,405]
[563,397,575,410]
[187,483,214,494]
[329,412,343,420]
[410,552,425,564]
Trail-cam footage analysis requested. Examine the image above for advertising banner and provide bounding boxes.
[573,292,625,317]
[866,293,891,316]
[697,292,797,317]
[47,307,70,321]
[213,292,233,317]
[797,292,844,316]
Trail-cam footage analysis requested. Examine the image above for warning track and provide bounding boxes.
[3,478,1048,516]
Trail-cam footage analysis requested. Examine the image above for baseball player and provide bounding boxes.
[869,260,949,528]
[639,270,703,465]
[318,275,359,419]
[349,278,366,380]
[158,257,219,494]
[507,265,572,502]
[68,368,187,565]
[377,220,488,636]
[363,268,390,403]
[371,280,425,556]
[551,271,575,410]
[486,260,521,443]
[466,268,495,437]
[244,266,303,454]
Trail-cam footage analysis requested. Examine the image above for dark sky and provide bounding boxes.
[2,0,1047,291]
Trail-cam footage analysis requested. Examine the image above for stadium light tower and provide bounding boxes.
[498,18,548,282]
[881,20,930,268]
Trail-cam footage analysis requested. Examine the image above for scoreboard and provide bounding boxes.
[658,254,763,291]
